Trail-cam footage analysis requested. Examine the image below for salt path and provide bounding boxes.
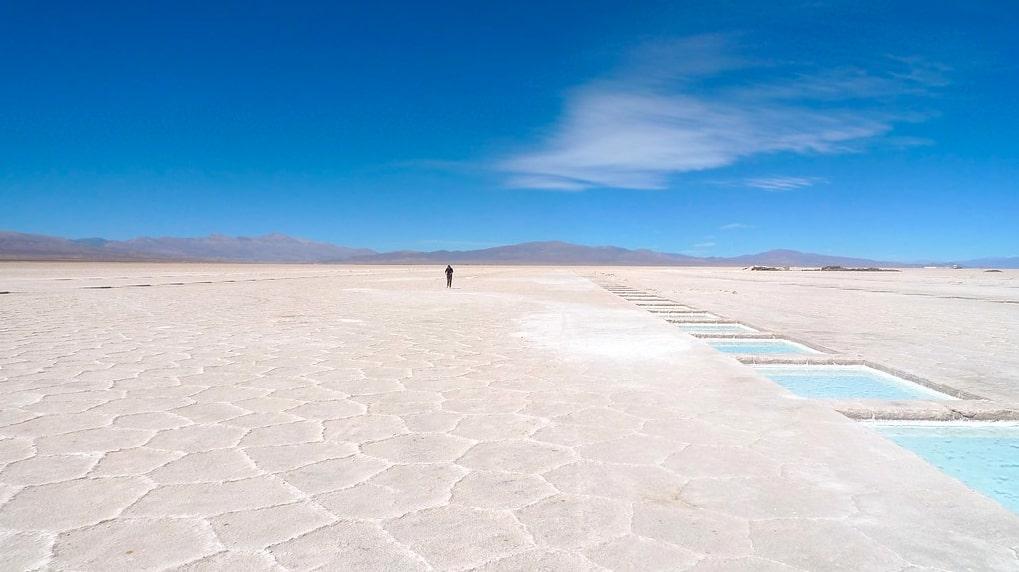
[0,263,1017,570]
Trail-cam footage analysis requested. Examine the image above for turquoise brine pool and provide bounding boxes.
[753,365,952,400]
[677,323,757,334]
[705,338,819,355]
[874,423,1019,514]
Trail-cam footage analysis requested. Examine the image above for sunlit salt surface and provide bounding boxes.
[704,338,820,355]
[753,365,954,400]
[677,323,757,334]
[873,423,1019,514]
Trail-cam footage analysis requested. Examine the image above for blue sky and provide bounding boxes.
[2,1,1017,260]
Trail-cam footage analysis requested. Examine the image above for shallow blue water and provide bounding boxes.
[705,339,816,355]
[875,424,1019,514]
[755,366,949,400]
[677,323,755,334]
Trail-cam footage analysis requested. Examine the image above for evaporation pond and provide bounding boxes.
[677,323,757,334]
[753,365,954,400]
[874,423,1019,514]
[705,338,819,355]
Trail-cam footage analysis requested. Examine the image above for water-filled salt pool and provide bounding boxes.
[704,338,820,355]
[873,423,1019,514]
[622,297,660,300]
[753,364,953,400]
[677,323,757,334]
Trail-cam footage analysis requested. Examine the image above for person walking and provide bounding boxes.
[445,265,454,288]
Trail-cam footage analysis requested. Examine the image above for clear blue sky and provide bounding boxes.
[2,1,1017,260]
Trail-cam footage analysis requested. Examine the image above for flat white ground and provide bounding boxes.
[0,263,1017,570]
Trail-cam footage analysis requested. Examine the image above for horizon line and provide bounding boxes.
[1,229,1015,264]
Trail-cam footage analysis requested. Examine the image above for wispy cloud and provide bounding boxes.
[503,175,591,191]
[742,176,825,191]
[720,222,754,230]
[681,238,718,256]
[499,36,944,191]
[416,239,500,250]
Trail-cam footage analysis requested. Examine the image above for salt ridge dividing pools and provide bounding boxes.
[703,338,821,356]
[871,422,1019,514]
[676,322,758,334]
[660,312,720,320]
[753,364,955,400]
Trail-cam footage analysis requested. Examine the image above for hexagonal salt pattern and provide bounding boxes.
[0,265,1017,571]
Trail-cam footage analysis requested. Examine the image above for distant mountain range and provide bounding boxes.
[1,231,1016,268]
[347,243,899,267]
[0,231,373,263]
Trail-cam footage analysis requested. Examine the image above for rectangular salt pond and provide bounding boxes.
[872,423,1019,514]
[677,323,758,334]
[704,338,820,355]
[753,364,954,400]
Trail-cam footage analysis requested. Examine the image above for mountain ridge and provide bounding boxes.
[1,231,1015,268]
[0,231,375,263]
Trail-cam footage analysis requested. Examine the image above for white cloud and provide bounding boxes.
[742,176,825,191]
[504,175,591,191]
[499,37,943,190]
[692,241,716,249]
[720,222,754,230]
